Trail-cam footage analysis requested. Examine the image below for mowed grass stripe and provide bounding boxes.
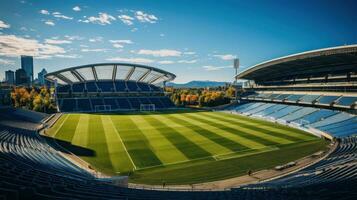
[202,112,304,142]
[130,115,188,164]
[55,114,79,142]
[216,112,316,140]
[168,114,248,153]
[111,115,162,168]
[153,114,233,156]
[144,115,212,159]
[182,113,278,147]
[172,113,264,149]
[47,114,68,137]
[86,115,113,173]
[71,114,89,147]
[101,115,134,173]
[193,112,293,144]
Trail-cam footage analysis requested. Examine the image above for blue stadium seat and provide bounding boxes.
[116,98,132,109]
[137,82,151,91]
[126,81,139,91]
[299,95,320,103]
[335,96,357,107]
[77,98,92,111]
[103,98,119,110]
[60,99,76,112]
[57,85,71,93]
[97,81,115,92]
[114,81,127,92]
[86,82,98,92]
[317,95,339,105]
[72,83,85,93]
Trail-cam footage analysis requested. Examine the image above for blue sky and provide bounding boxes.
[0,0,356,83]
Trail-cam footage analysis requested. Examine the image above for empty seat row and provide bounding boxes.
[243,93,357,107]
[57,81,162,93]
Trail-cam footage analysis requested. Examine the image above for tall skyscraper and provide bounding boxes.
[21,55,34,84]
[38,68,48,85]
[15,68,29,85]
[5,70,15,85]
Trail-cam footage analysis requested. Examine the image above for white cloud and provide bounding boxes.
[0,34,65,58]
[0,20,10,30]
[79,44,88,48]
[106,57,154,64]
[109,39,133,48]
[113,43,123,48]
[88,36,103,42]
[0,58,15,65]
[213,54,236,60]
[118,15,134,25]
[135,11,158,23]
[64,35,84,40]
[44,20,55,26]
[137,49,182,57]
[73,6,81,12]
[52,12,73,20]
[184,51,196,55]
[158,60,174,64]
[55,54,81,58]
[131,28,138,32]
[81,48,107,52]
[44,39,72,44]
[109,39,133,44]
[202,65,231,71]
[159,33,165,37]
[178,60,197,64]
[80,12,116,25]
[40,9,50,15]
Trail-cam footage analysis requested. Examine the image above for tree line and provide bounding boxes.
[166,86,237,107]
[11,86,57,113]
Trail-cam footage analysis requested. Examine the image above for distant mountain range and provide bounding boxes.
[167,80,229,88]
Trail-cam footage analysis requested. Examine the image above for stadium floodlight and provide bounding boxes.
[233,58,239,101]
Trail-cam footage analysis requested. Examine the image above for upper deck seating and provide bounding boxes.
[72,83,85,93]
[97,81,115,92]
[126,81,139,91]
[114,81,127,92]
[137,82,151,91]
[285,94,304,102]
[57,85,71,93]
[86,82,98,92]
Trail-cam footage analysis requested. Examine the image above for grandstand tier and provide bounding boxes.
[45,63,176,112]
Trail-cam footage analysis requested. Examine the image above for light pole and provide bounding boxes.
[233,58,239,102]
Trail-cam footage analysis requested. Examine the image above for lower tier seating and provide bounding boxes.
[58,96,175,112]
[227,102,357,138]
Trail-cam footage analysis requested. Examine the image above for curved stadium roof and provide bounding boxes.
[236,44,357,82]
[45,63,176,85]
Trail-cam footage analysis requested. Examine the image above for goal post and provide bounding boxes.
[94,105,112,112]
[140,104,156,112]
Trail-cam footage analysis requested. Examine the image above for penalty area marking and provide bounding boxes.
[108,116,137,171]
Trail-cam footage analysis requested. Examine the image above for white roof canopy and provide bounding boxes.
[45,63,176,85]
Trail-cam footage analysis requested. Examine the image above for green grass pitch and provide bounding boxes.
[47,110,328,185]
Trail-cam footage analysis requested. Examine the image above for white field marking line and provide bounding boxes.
[53,114,70,137]
[108,116,137,171]
[134,144,282,171]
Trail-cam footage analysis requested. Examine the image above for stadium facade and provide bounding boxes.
[229,44,357,139]
[45,63,176,112]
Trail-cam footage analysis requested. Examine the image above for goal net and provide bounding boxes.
[140,104,156,112]
[94,105,111,112]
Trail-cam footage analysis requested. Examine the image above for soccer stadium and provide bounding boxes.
[0,44,356,199]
